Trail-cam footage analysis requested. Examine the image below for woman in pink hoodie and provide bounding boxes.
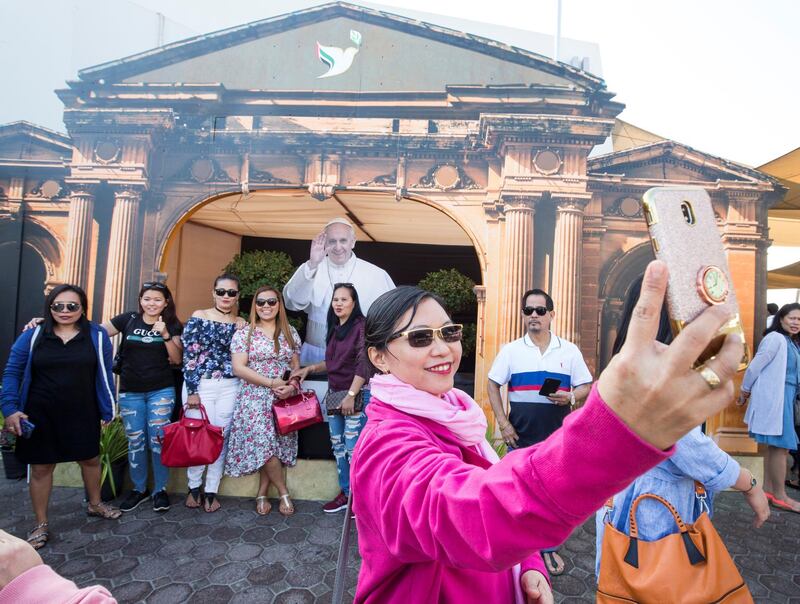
[351,261,744,603]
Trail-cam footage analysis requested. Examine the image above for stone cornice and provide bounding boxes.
[479,114,615,151]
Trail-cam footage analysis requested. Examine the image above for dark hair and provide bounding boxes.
[213,273,240,290]
[249,285,294,352]
[138,282,180,330]
[767,303,779,316]
[611,276,673,357]
[364,286,448,373]
[326,283,365,344]
[521,288,554,311]
[41,284,90,338]
[763,303,800,339]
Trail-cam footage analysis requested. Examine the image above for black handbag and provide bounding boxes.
[323,388,364,416]
[112,314,137,375]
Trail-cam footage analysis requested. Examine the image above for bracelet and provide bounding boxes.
[162,336,171,342]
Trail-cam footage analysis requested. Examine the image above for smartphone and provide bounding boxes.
[539,378,562,398]
[642,186,748,370]
[20,419,35,439]
[281,369,292,381]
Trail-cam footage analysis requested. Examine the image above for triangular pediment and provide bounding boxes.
[0,122,72,162]
[589,141,774,185]
[76,2,604,95]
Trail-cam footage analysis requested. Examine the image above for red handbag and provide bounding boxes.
[272,383,323,436]
[160,404,224,467]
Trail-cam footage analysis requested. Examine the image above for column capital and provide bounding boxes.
[551,194,591,212]
[113,186,144,202]
[500,194,539,213]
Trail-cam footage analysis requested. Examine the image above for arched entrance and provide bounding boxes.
[157,187,486,375]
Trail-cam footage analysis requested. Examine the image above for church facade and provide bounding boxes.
[0,2,783,453]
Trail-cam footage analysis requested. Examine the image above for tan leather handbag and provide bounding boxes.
[597,487,753,603]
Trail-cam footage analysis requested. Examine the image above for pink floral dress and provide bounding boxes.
[224,326,301,476]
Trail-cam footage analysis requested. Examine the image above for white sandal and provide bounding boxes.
[278,493,295,516]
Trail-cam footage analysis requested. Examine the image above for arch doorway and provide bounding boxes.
[158,188,485,377]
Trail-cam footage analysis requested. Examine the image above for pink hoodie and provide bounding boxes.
[350,384,673,603]
[0,565,115,604]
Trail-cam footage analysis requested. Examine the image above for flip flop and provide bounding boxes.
[542,551,565,576]
[256,496,271,516]
[768,496,800,514]
[278,493,295,517]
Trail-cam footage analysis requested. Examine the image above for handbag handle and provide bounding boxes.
[179,402,211,424]
[624,493,706,569]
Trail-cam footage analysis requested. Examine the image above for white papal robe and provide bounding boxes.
[283,253,395,364]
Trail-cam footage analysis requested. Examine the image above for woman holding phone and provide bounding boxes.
[1,285,120,551]
[350,262,744,603]
[226,285,301,516]
[105,282,183,514]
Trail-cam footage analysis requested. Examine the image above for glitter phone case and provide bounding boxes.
[642,186,749,369]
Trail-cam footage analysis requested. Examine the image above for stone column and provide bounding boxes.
[499,196,537,346]
[63,189,95,288]
[551,197,589,343]
[102,188,141,321]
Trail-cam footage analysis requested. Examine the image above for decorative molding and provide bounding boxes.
[358,170,397,187]
[174,157,235,183]
[308,183,336,201]
[248,167,290,184]
[604,196,643,219]
[411,163,479,191]
[93,140,121,165]
[500,195,538,212]
[532,148,562,175]
[30,180,67,199]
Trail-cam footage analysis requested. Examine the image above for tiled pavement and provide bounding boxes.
[1,477,799,602]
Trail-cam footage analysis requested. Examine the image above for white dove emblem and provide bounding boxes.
[316,29,362,79]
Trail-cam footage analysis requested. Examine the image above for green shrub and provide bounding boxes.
[418,268,476,315]
[461,322,477,358]
[223,250,296,297]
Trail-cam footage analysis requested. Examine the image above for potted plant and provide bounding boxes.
[0,415,27,480]
[99,418,128,500]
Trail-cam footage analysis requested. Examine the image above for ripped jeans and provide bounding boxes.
[119,386,175,493]
[327,389,369,497]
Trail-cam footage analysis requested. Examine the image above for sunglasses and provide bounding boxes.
[388,324,463,348]
[255,297,279,307]
[214,288,239,298]
[50,302,81,313]
[142,281,167,290]
[522,306,549,316]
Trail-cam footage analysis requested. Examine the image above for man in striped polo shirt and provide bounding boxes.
[487,288,593,575]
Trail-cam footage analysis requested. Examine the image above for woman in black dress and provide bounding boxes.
[1,285,121,550]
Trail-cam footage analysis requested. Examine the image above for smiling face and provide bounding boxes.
[781,309,800,335]
[50,290,83,327]
[370,297,462,396]
[255,289,280,323]
[331,287,355,322]
[212,278,239,312]
[325,223,355,266]
[140,289,168,319]
[524,293,554,336]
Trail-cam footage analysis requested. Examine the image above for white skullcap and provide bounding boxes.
[324,217,354,230]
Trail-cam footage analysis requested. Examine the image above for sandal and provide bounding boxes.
[278,493,295,517]
[87,502,122,520]
[768,495,800,514]
[542,551,565,576]
[26,522,49,551]
[204,492,221,513]
[256,496,271,516]
[185,487,203,509]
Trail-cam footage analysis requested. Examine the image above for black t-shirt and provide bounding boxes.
[110,312,183,393]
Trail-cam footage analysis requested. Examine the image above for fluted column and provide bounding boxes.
[102,188,141,321]
[551,197,588,343]
[499,196,536,345]
[63,189,95,288]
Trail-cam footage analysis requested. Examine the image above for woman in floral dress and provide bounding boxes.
[227,285,302,516]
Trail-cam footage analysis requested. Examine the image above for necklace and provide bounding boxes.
[327,256,358,289]
[214,306,232,315]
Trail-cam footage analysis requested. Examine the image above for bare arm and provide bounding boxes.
[488,379,518,447]
[101,321,118,337]
[231,351,283,388]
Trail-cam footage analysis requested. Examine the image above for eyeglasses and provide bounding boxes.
[50,302,81,313]
[142,282,167,290]
[255,297,279,307]
[388,324,463,348]
[214,288,239,298]
[522,306,549,316]
[333,282,354,289]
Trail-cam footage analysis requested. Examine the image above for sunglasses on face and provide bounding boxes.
[142,281,167,290]
[50,302,81,313]
[388,324,464,348]
[522,306,548,316]
[255,297,279,307]
[214,288,239,298]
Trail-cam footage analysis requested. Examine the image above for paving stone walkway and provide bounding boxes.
[1,477,798,602]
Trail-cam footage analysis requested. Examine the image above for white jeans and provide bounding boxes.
[183,377,239,494]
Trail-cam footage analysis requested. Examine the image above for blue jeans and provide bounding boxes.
[328,388,369,496]
[119,387,175,493]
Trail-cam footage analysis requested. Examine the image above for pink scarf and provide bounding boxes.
[369,373,524,603]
